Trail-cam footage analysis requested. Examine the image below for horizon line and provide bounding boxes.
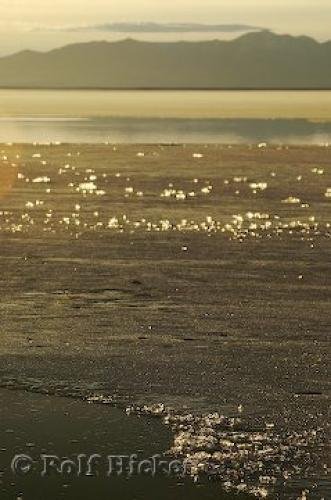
[1,87,331,91]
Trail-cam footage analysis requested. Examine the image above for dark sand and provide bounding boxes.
[0,144,330,497]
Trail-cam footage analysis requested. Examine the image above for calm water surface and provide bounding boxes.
[0,389,236,500]
[1,90,331,144]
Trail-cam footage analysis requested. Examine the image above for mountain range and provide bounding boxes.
[0,31,330,89]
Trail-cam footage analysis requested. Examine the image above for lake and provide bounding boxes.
[1,90,331,144]
[0,388,235,500]
[1,141,329,500]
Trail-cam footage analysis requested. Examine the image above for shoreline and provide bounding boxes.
[0,379,328,499]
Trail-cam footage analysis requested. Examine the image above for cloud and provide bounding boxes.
[34,22,262,33]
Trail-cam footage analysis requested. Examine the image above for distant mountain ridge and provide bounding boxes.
[0,31,330,89]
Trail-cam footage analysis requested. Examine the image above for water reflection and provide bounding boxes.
[0,165,17,198]
[1,117,331,144]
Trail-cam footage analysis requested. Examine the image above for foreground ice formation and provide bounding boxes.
[123,402,326,499]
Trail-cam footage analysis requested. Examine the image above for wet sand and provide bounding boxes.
[0,144,330,497]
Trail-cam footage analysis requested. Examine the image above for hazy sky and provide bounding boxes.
[0,0,330,55]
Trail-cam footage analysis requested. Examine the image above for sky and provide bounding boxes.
[0,0,330,55]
